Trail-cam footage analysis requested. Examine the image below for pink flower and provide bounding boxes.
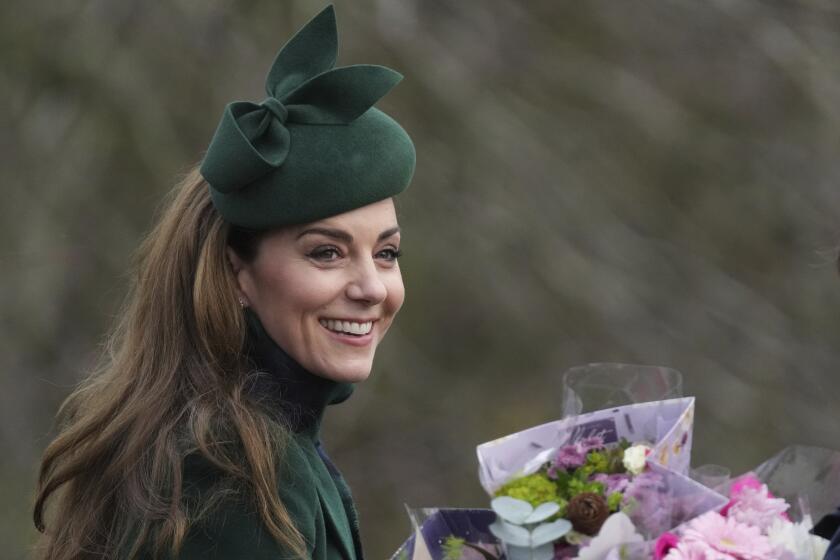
[548,436,607,476]
[654,532,680,559]
[591,473,631,495]
[681,512,776,559]
[550,445,587,472]
[664,539,736,559]
[730,474,763,496]
[726,484,789,533]
[720,474,763,517]
[719,473,791,531]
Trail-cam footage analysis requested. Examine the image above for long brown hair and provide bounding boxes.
[33,166,306,559]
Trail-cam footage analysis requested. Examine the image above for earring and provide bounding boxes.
[238,297,247,308]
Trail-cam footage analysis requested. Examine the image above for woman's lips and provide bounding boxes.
[319,321,376,347]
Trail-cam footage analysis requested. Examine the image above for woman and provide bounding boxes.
[32,5,415,559]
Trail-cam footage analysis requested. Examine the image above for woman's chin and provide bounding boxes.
[339,371,371,384]
[322,371,370,384]
[313,360,373,383]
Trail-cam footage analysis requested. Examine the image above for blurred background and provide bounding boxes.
[4,0,840,558]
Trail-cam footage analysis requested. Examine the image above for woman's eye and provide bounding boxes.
[309,246,342,261]
[377,248,402,261]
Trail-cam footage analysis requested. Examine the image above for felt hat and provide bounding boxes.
[201,4,415,229]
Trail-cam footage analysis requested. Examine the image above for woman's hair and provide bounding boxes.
[33,166,306,559]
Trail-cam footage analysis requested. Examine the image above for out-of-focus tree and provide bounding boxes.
[3,1,840,558]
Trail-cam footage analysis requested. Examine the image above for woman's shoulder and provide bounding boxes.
[176,436,322,559]
[181,433,317,493]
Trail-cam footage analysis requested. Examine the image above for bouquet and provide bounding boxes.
[649,445,840,560]
[394,398,727,559]
[489,437,688,558]
[391,370,840,560]
[653,472,827,560]
[473,398,726,558]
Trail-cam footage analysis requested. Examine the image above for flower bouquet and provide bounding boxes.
[648,445,840,560]
[652,473,826,559]
[393,397,728,559]
[474,398,727,558]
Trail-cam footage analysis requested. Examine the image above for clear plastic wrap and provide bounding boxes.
[561,364,684,418]
[751,445,840,523]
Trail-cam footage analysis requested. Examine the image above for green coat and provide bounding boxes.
[175,308,365,560]
[177,426,363,560]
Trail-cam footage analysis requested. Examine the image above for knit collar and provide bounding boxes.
[243,308,355,439]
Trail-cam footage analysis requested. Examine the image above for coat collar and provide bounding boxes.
[244,309,360,559]
[316,475,357,560]
[288,437,357,560]
[243,307,355,438]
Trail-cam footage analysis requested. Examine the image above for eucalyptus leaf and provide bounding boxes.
[488,520,530,547]
[504,546,532,560]
[505,546,531,560]
[491,496,533,524]
[523,502,560,524]
[531,544,555,560]
[531,519,573,546]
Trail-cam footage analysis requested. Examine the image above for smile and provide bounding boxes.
[319,318,374,336]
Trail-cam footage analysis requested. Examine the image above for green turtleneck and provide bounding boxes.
[176,309,363,560]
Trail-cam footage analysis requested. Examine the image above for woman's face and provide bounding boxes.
[228,198,404,383]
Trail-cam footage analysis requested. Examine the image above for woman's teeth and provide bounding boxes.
[319,319,373,336]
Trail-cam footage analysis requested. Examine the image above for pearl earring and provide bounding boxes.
[238,297,247,308]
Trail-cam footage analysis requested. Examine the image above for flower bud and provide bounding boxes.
[567,492,609,536]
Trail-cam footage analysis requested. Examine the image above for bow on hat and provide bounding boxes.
[200,5,402,195]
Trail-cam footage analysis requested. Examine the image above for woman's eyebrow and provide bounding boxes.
[378,226,400,241]
[297,227,352,242]
[296,225,401,242]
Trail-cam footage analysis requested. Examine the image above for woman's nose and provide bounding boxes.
[346,258,387,304]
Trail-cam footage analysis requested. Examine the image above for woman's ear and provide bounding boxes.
[226,245,244,275]
[226,246,251,306]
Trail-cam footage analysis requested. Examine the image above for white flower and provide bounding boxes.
[766,515,830,560]
[574,512,644,560]
[622,444,651,475]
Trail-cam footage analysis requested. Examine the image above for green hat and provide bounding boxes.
[201,5,415,229]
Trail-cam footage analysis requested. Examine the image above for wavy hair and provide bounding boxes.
[33,166,306,559]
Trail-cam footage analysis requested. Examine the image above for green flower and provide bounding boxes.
[585,450,609,474]
[567,476,605,498]
[442,536,465,560]
[607,491,623,512]
[495,473,567,514]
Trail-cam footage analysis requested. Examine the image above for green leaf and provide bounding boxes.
[531,519,573,546]
[491,496,533,524]
[607,491,623,511]
[524,502,560,524]
[488,520,531,547]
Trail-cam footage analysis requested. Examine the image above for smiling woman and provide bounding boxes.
[32,5,414,560]
[228,199,406,384]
